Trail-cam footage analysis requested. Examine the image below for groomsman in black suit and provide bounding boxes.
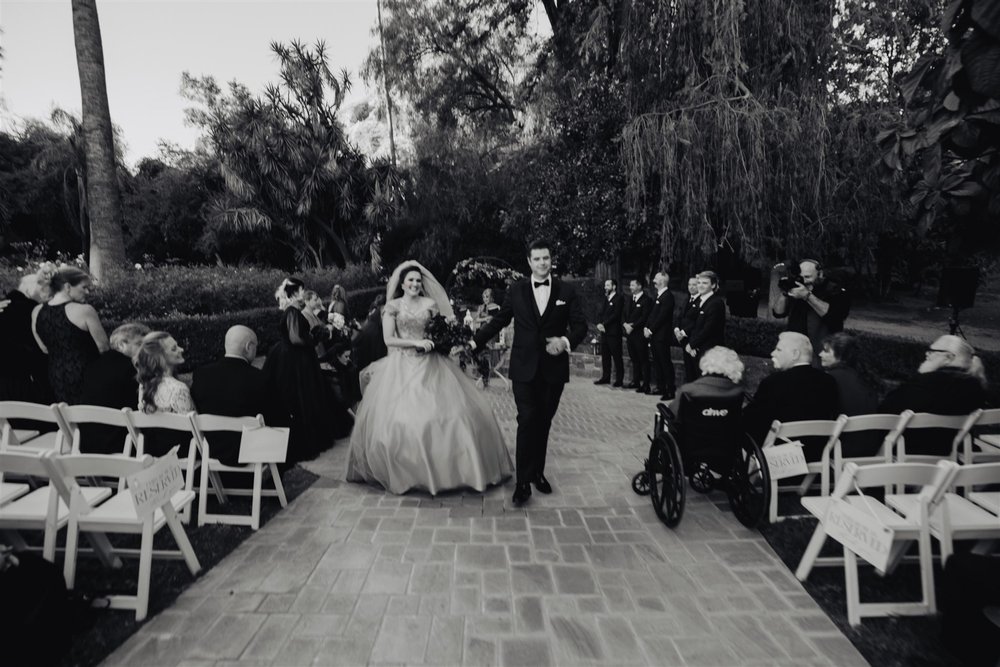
[624,277,652,393]
[683,271,727,376]
[191,325,267,465]
[472,238,588,506]
[674,276,701,382]
[643,271,676,400]
[595,279,624,387]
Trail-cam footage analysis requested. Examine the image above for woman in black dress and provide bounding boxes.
[32,267,108,404]
[263,278,348,463]
[0,272,51,402]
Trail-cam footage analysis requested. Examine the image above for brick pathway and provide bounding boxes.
[103,378,868,667]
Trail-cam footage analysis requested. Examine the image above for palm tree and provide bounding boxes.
[71,0,126,279]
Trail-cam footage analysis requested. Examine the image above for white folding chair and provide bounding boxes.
[761,418,843,523]
[795,460,958,626]
[964,408,1000,464]
[887,462,1000,565]
[46,451,201,621]
[0,401,68,453]
[890,410,980,464]
[189,413,288,530]
[124,410,200,523]
[832,413,902,484]
[0,450,114,562]
[55,404,139,456]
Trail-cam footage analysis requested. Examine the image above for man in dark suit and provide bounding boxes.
[681,270,726,378]
[595,278,624,387]
[643,271,676,400]
[191,325,266,465]
[472,238,588,506]
[624,277,652,393]
[77,322,150,453]
[743,332,840,451]
[674,276,701,382]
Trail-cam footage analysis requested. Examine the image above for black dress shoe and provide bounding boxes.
[533,474,553,494]
[636,385,649,394]
[512,483,532,506]
[613,381,623,388]
[625,383,640,390]
[661,391,676,401]
[594,378,610,385]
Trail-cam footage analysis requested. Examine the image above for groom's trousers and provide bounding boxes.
[512,378,565,483]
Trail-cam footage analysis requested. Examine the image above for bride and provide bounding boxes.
[346,261,513,495]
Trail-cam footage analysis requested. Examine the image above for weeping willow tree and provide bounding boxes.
[619,0,851,268]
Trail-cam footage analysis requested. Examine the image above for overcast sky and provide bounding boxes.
[1,0,381,165]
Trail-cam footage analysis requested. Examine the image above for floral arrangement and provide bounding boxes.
[451,258,525,289]
[424,314,490,378]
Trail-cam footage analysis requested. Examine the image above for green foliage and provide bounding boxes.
[879,0,1000,265]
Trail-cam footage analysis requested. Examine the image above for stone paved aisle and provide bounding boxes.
[103,377,868,667]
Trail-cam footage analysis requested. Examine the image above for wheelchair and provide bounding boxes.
[631,392,770,529]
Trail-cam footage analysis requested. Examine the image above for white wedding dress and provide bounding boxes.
[346,299,513,495]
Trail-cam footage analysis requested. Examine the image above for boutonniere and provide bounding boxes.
[555,299,566,306]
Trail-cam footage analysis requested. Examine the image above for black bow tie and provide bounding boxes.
[533,280,549,289]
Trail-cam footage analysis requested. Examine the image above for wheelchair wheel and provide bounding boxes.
[647,432,685,528]
[689,462,715,494]
[726,433,770,528]
[631,469,651,496]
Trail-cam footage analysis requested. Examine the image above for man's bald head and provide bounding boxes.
[225,325,258,362]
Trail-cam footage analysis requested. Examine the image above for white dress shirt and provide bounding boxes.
[533,277,551,314]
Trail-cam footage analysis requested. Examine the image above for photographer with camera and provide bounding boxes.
[769,259,849,366]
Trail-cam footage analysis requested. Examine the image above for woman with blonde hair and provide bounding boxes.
[135,331,195,456]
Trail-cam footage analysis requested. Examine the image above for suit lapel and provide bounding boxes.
[526,281,542,321]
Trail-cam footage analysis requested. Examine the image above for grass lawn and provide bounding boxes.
[47,465,318,667]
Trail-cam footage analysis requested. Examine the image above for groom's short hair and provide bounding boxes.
[527,238,552,255]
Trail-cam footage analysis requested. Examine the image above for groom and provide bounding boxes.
[472,238,588,506]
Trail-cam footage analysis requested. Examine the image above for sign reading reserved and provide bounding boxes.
[824,497,894,571]
[127,452,183,521]
[764,441,809,479]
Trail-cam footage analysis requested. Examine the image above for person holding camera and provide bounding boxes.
[769,259,849,366]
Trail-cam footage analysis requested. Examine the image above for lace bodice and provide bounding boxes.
[139,376,195,414]
[385,298,437,354]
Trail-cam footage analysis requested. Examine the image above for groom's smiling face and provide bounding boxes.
[528,248,551,280]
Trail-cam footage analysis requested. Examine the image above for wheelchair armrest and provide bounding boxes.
[657,403,676,423]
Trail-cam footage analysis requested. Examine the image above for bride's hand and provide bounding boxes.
[417,339,433,353]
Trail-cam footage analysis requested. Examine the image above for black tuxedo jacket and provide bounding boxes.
[646,289,675,341]
[191,357,267,419]
[743,364,840,447]
[473,278,587,384]
[680,296,700,334]
[79,350,139,409]
[687,292,726,353]
[599,292,624,337]
[624,292,652,336]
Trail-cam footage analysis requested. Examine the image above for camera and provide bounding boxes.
[776,264,804,294]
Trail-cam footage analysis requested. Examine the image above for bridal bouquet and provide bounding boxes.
[425,315,490,377]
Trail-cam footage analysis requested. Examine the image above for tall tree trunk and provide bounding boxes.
[72,0,126,280]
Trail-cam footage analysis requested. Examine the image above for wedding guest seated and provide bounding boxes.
[191,325,266,465]
[136,331,195,456]
[352,294,388,373]
[77,322,150,453]
[324,341,361,413]
[879,334,988,456]
[819,332,881,457]
[743,332,839,452]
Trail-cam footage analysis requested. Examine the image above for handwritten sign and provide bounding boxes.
[764,441,809,480]
[127,452,183,521]
[239,426,290,464]
[824,497,894,571]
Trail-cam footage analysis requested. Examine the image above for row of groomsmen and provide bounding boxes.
[595,270,726,400]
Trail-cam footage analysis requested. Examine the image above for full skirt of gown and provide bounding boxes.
[347,350,513,495]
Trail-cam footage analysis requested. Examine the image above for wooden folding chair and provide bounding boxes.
[0,449,115,563]
[188,413,287,530]
[831,413,903,485]
[964,408,1000,464]
[760,418,843,523]
[891,410,980,464]
[124,410,201,523]
[795,460,958,626]
[0,401,68,453]
[46,451,201,621]
[55,404,139,456]
[887,462,1000,565]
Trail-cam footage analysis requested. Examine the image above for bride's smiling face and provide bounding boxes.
[402,270,423,297]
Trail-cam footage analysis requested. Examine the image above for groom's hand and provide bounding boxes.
[544,337,565,356]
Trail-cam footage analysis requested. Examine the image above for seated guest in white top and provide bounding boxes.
[136,331,194,455]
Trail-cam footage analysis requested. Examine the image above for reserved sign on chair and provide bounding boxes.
[128,452,184,521]
[824,497,894,571]
[239,426,290,464]
[764,441,809,479]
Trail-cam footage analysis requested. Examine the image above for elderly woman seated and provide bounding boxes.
[664,346,748,470]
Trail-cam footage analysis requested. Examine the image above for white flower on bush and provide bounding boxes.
[134,263,143,270]
[330,312,346,330]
